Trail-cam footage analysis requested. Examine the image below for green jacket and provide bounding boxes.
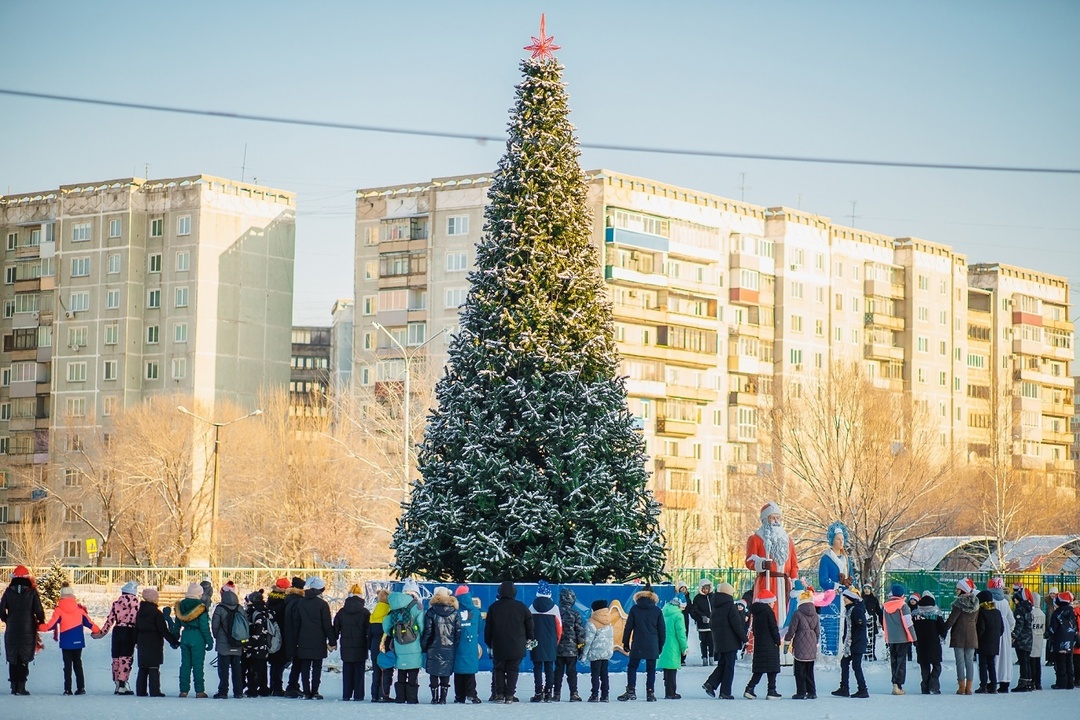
[657,601,688,670]
[172,597,213,650]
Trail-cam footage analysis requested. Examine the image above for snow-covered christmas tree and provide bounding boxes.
[392,18,667,583]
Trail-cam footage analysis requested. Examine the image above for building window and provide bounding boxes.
[177,215,191,236]
[104,324,118,345]
[103,360,118,381]
[106,289,120,309]
[790,315,803,332]
[63,540,81,559]
[6,233,16,250]
[108,253,121,274]
[109,218,122,238]
[150,218,163,237]
[102,396,118,416]
[145,362,159,380]
[147,289,160,308]
[67,361,87,382]
[364,260,377,280]
[917,336,929,353]
[917,367,926,384]
[148,253,162,273]
[72,222,91,242]
[68,326,87,349]
[175,287,189,307]
[918,306,928,322]
[790,348,803,366]
[3,301,13,319]
[447,215,469,235]
[407,322,427,346]
[445,288,467,308]
[939,340,947,356]
[0,506,7,524]
[172,358,186,379]
[918,275,929,291]
[0,403,9,421]
[446,252,467,272]
[3,267,14,284]
[146,325,159,344]
[174,323,188,343]
[66,397,86,418]
[69,292,89,312]
[176,251,190,271]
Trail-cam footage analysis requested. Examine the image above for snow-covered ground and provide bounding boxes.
[10,633,1075,719]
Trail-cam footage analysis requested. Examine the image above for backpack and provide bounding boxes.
[389,598,419,645]
[225,606,250,647]
[265,614,282,654]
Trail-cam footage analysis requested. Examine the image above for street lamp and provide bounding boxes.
[177,405,263,566]
[372,322,446,501]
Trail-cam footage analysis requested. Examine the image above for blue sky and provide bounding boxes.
[1,1,1077,324]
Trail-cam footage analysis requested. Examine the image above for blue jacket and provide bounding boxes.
[530,595,562,662]
[453,592,482,675]
[622,590,665,660]
[383,591,424,670]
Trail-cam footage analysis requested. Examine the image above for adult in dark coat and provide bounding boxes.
[911,592,947,694]
[333,588,371,701]
[134,588,179,697]
[265,579,289,695]
[294,577,335,699]
[1010,586,1035,692]
[1046,593,1077,689]
[975,590,1004,693]
[688,580,713,665]
[282,576,306,696]
[483,580,534,703]
[834,587,869,697]
[420,588,461,704]
[702,582,747,699]
[554,587,585,701]
[743,596,781,699]
[618,587,665,701]
[861,584,883,660]
[0,567,45,695]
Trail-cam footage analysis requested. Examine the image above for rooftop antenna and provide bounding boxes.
[144,163,150,179]
[796,193,803,210]
[850,200,857,228]
[739,172,748,202]
[241,143,248,183]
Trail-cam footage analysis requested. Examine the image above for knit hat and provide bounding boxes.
[275,577,290,590]
[861,583,873,592]
[760,501,782,523]
[716,581,735,596]
[454,585,470,596]
[12,565,30,579]
[698,578,712,591]
[842,587,862,603]
[121,580,139,595]
[917,594,937,607]
[987,576,1005,590]
[349,584,364,597]
[60,584,75,598]
[377,589,389,603]
[908,593,921,603]
[536,580,552,597]
[143,587,159,603]
[291,576,305,590]
[1057,591,1074,604]
[756,589,776,604]
[305,576,325,591]
[890,583,905,598]
[221,580,237,596]
[669,595,686,608]
[956,578,976,595]
[185,582,203,599]
[246,590,264,604]
[976,590,992,603]
[433,586,451,598]
[401,578,420,596]
[1048,586,1059,595]
[591,599,608,611]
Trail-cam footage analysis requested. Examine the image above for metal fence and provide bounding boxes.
[0,566,392,593]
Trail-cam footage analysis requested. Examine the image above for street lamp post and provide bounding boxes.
[177,405,263,566]
[372,322,445,501]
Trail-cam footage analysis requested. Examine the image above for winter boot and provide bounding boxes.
[587,693,599,702]
[965,679,974,695]
[998,682,1009,693]
[743,687,757,700]
[831,686,849,698]
[851,687,870,698]
[956,681,965,695]
[617,686,636,701]
[118,681,134,695]
[394,680,406,704]
[406,681,420,705]
[430,685,440,704]
[568,692,582,702]
[645,690,657,701]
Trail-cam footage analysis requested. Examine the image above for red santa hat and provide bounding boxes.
[756,588,777,604]
[987,576,1005,590]
[759,502,782,523]
[955,578,976,595]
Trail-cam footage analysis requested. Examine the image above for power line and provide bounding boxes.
[3,87,1079,176]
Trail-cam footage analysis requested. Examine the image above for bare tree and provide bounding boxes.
[767,362,958,581]
[5,502,64,568]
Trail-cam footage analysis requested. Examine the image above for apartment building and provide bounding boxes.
[329,299,354,398]
[0,175,295,562]
[354,169,1076,565]
[290,326,331,421]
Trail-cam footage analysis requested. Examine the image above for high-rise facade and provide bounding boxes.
[354,170,1074,566]
[0,175,295,561]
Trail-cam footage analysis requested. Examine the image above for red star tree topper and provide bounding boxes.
[525,13,560,60]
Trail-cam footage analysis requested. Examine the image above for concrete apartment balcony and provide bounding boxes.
[11,312,39,330]
[730,251,772,274]
[1045,344,1073,361]
[655,417,697,437]
[864,278,905,300]
[1043,399,1073,417]
[1012,455,1045,471]
[625,378,666,399]
[14,245,40,259]
[728,323,761,339]
[728,389,759,406]
[864,342,904,361]
[729,287,760,305]
[728,354,759,375]
[1042,430,1073,446]
[1013,338,1045,356]
[864,312,904,332]
[655,454,698,471]
[652,488,698,510]
[666,383,718,403]
[604,265,668,289]
[13,278,40,293]
[655,346,716,369]
[612,303,666,326]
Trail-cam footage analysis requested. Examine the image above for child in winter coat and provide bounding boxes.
[784,587,820,699]
[452,585,483,704]
[582,599,614,702]
[421,586,461,704]
[1046,591,1077,689]
[834,586,869,698]
[911,591,947,694]
[39,583,101,695]
[243,589,272,697]
[975,590,1004,693]
[882,583,914,695]
[369,588,392,702]
[211,583,246,698]
[95,580,140,695]
[945,578,980,695]
[619,586,665,702]
[744,589,781,700]
[333,584,371,701]
[168,582,213,698]
[266,578,289,696]
[657,596,689,699]
[135,587,179,696]
[554,587,585,702]
[529,580,563,702]
[384,580,424,704]
[1030,591,1046,690]
[1011,586,1035,692]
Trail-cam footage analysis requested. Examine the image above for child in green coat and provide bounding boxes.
[658,597,689,699]
[167,582,214,697]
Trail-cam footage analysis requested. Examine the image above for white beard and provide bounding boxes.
[759,522,790,568]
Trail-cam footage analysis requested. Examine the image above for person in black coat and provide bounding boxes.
[333,584,371,701]
[420,587,461,704]
[242,590,272,697]
[134,588,179,697]
[554,587,586,702]
[702,582,747,699]
[618,587,665,702]
[742,592,780,699]
[911,592,947,694]
[266,578,289,695]
[861,584,883,661]
[688,580,713,665]
[294,577,335,699]
[975,590,1004,693]
[483,580,535,703]
[0,566,45,695]
[834,587,869,697]
[282,576,306,697]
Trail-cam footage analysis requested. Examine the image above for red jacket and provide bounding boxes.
[40,597,100,650]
